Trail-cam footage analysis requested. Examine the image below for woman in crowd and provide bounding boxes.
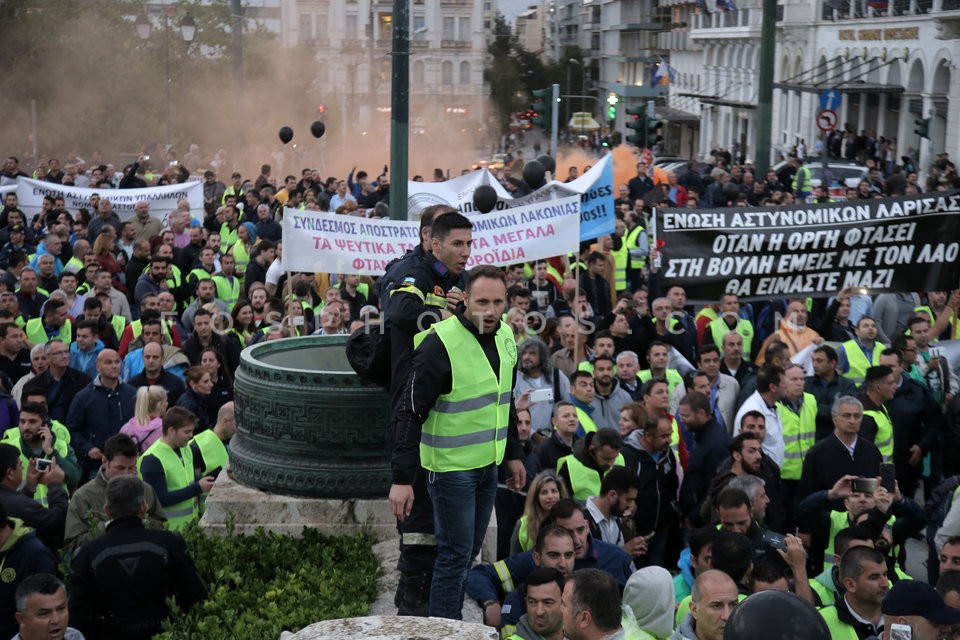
[120,385,168,453]
[510,470,570,554]
[199,348,233,424]
[175,366,214,433]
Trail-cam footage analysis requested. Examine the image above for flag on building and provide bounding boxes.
[651,59,676,87]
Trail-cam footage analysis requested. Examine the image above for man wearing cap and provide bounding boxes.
[881,580,960,640]
[0,226,32,271]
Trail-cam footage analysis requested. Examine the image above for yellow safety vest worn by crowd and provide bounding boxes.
[625,225,647,269]
[777,393,817,481]
[793,166,812,195]
[229,240,251,276]
[557,452,626,501]
[24,318,71,346]
[109,315,126,342]
[610,241,628,292]
[710,316,755,361]
[575,406,598,435]
[824,509,899,569]
[129,319,173,343]
[817,605,859,640]
[841,339,882,384]
[863,406,893,462]
[219,222,240,254]
[696,307,718,326]
[190,429,228,476]
[1,424,71,507]
[137,439,199,531]
[637,369,684,398]
[212,274,242,310]
[413,317,516,473]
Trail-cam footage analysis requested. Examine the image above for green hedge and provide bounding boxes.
[154,521,380,640]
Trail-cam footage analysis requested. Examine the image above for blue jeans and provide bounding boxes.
[426,463,498,619]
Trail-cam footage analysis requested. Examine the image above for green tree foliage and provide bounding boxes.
[155,523,379,640]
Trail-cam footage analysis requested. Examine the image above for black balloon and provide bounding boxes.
[473,185,498,214]
[724,591,829,640]
[536,154,556,174]
[278,126,294,144]
[310,120,326,139]
[522,160,546,189]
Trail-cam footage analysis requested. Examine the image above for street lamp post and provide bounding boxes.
[136,9,195,148]
[568,58,585,139]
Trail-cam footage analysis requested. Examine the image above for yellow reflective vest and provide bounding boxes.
[138,439,199,531]
[557,452,626,501]
[841,339,882,384]
[24,318,71,346]
[413,317,516,473]
[863,405,893,462]
[710,316,755,361]
[777,393,817,481]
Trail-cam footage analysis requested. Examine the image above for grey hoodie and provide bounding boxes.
[670,613,698,640]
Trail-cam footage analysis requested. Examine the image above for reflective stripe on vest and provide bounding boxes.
[24,318,71,346]
[493,559,516,593]
[576,407,598,435]
[557,453,626,501]
[414,317,516,472]
[818,606,859,640]
[841,339,882,383]
[709,316,755,360]
[863,406,893,462]
[625,225,647,269]
[776,393,817,481]
[138,439,199,531]
[190,429,228,476]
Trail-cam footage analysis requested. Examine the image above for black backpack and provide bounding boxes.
[346,320,391,386]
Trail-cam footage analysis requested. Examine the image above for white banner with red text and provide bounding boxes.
[281,196,582,275]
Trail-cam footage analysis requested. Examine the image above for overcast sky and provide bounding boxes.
[498,0,539,25]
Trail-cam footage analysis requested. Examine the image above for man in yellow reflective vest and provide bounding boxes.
[556,428,624,501]
[569,371,599,438]
[24,299,71,348]
[818,546,888,640]
[137,407,215,531]
[838,317,884,384]
[859,366,896,463]
[777,363,817,528]
[189,402,234,477]
[389,265,526,620]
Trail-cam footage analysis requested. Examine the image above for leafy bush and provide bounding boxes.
[154,520,380,640]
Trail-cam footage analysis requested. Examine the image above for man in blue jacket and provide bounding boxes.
[66,350,136,483]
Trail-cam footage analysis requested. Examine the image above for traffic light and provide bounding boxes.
[531,88,552,131]
[647,118,664,147]
[606,93,619,122]
[914,117,930,139]
[625,106,645,147]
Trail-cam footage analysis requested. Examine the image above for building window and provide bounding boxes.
[413,15,426,41]
[413,60,425,84]
[379,13,393,41]
[346,14,358,40]
[316,13,327,37]
[443,16,455,40]
[442,61,453,85]
[458,17,471,40]
[459,61,470,84]
[299,14,313,43]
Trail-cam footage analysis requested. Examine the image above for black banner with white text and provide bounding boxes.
[656,191,960,302]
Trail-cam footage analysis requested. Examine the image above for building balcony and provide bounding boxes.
[818,0,960,21]
[411,40,430,49]
[441,0,472,5]
[440,39,472,48]
[657,29,691,50]
[690,8,766,38]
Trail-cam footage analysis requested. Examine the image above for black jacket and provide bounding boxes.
[0,484,68,551]
[886,376,942,464]
[391,313,523,485]
[34,367,92,423]
[796,435,883,505]
[69,516,208,640]
[679,418,730,521]
[620,432,680,535]
[805,374,859,440]
[528,431,575,479]
[129,368,187,405]
[0,519,57,639]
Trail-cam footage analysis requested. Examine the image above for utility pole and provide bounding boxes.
[231,0,245,153]
[551,83,559,157]
[389,0,409,220]
[755,0,777,175]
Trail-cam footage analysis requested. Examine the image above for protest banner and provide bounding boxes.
[656,191,960,302]
[0,185,15,199]
[283,195,581,275]
[16,177,203,223]
[407,154,615,242]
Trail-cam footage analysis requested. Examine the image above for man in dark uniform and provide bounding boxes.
[386,208,473,615]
